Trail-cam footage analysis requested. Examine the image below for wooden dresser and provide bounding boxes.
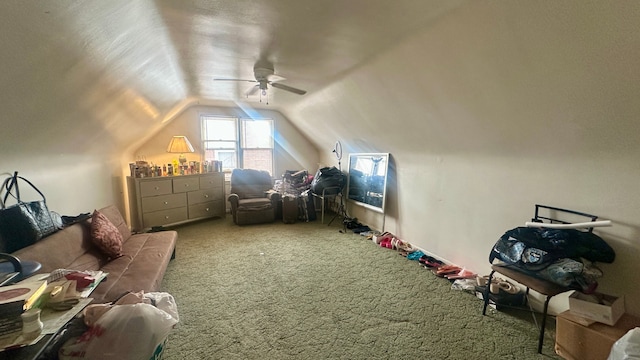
[127,173,225,231]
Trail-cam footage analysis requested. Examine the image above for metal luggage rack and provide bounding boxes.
[532,204,598,232]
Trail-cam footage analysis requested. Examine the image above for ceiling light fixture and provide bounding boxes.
[259,81,269,104]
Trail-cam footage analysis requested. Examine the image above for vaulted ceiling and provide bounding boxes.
[0,0,464,156]
[154,0,463,105]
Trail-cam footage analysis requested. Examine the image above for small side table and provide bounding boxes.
[0,273,93,360]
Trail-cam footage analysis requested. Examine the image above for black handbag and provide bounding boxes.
[0,171,59,253]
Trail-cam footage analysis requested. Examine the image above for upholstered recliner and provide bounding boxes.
[228,169,280,225]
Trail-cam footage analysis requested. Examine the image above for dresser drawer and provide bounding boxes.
[139,179,173,197]
[199,174,223,189]
[189,200,223,219]
[187,189,222,205]
[143,207,188,227]
[141,193,187,213]
[172,177,200,193]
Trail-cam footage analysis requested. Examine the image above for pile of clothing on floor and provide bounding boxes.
[275,170,316,222]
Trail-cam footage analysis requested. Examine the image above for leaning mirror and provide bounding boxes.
[347,153,389,213]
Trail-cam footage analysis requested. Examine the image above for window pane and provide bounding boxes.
[203,118,237,141]
[242,120,273,148]
[203,149,237,168]
[204,140,236,149]
[243,149,273,175]
[202,117,239,167]
[217,151,237,170]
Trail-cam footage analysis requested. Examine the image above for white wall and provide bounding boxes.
[288,1,640,316]
[1,156,122,216]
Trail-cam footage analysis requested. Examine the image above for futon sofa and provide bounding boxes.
[11,205,177,304]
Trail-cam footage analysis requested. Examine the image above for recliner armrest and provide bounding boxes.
[228,194,240,213]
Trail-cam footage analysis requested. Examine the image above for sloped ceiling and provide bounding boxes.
[0,0,464,157]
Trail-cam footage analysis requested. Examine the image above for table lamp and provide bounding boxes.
[167,135,195,164]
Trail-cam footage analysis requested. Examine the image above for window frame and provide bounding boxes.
[200,115,274,176]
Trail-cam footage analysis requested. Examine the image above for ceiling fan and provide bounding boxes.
[214,64,307,103]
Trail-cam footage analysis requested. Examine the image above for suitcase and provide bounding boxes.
[282,195,298,224]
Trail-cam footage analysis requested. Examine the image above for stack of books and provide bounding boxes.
[0,280,47,337]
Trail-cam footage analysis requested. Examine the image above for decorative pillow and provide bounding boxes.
[90,210,123,259]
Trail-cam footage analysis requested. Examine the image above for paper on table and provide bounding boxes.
[41,297,92,334]
[80,271,108,298]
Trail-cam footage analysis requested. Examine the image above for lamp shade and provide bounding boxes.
[166,136,195,153]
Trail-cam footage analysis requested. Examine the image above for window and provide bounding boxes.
[201,115,274,175]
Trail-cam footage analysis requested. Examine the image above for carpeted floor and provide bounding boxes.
[159,215,562,360]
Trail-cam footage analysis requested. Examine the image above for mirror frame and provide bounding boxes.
[346,153,390,214]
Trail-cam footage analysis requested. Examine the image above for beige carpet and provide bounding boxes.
[159,215,562,360]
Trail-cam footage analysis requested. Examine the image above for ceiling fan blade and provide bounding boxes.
[270,82,307,95]
[245,84,260,96]
[213,78,256,82]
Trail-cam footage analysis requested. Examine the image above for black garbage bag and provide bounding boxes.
[489,227,561,271]
[311,167,346,195]
[489,227,616,271]
[538,228,615,263]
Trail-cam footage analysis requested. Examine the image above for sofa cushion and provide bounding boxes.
[90,210,123,259]
[90,230,176,303]
[13,221,102,273]
[237,197,272,211]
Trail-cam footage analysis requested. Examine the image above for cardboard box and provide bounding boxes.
[568,292,624,326]
[555,311,640,360]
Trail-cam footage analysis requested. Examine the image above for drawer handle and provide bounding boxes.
[204,194,209,198]
[184,184,189,187]
[154,186,160,190]
[205,208,210,212]
[164,215,170,219]
[164,201,169,205]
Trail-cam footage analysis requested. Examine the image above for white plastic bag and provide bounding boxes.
[60,302,178,360]
[609,327,640,360]
[144,292,179,324]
